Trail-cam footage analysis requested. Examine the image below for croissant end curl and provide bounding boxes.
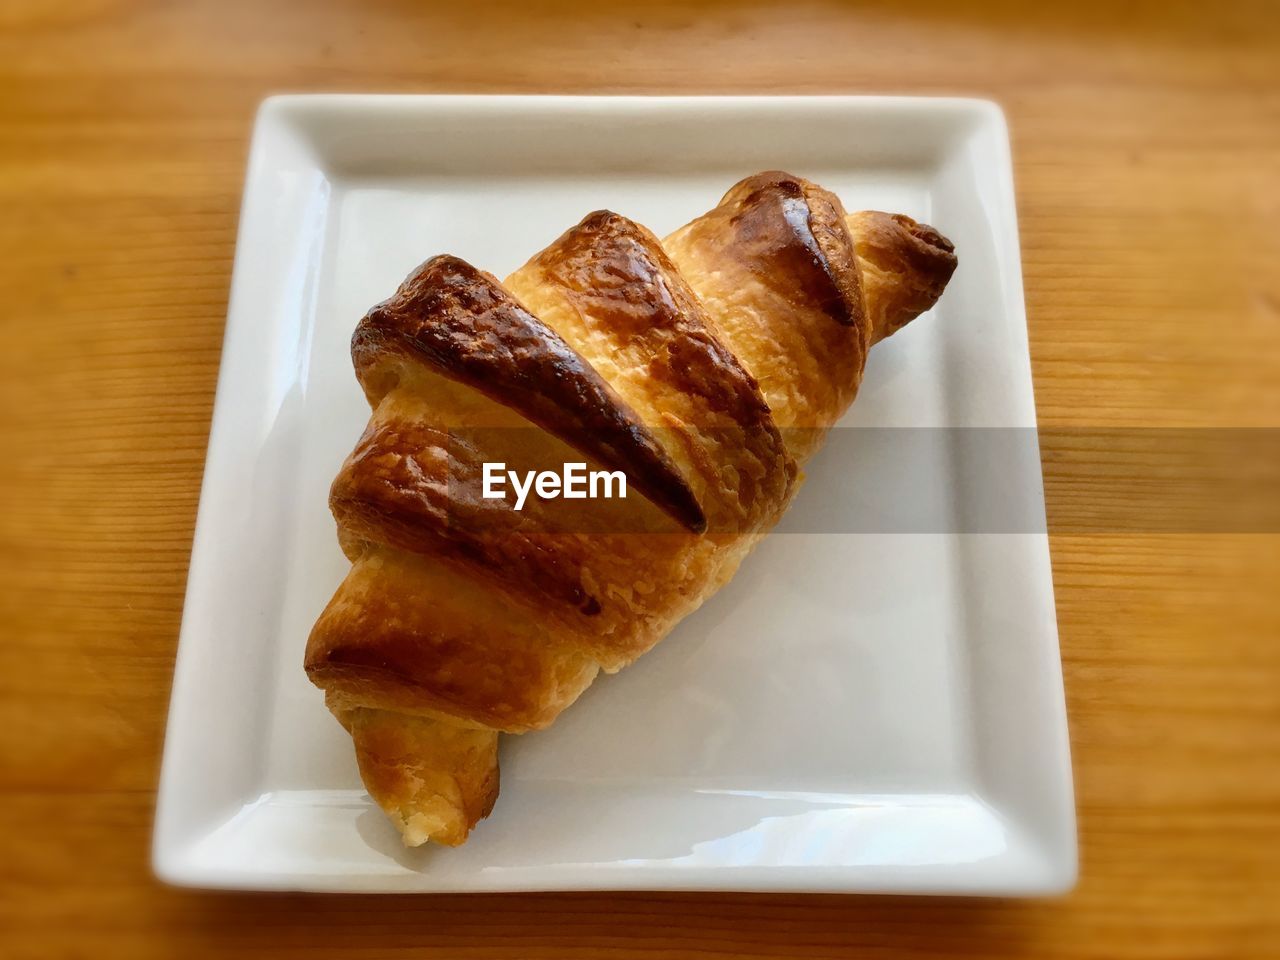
[306,172,958,847]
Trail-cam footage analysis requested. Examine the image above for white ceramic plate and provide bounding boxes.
[153,95,1076,894]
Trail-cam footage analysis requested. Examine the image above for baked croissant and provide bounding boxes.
[306,172,958,847]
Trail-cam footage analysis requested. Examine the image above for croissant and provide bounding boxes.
[306,171,958,847]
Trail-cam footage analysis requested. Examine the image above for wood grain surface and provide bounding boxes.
[1,1,1278,958]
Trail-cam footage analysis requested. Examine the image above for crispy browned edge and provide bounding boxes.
[348,254,707,533]
[716,170,868,329]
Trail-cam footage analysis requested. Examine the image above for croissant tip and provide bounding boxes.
[890,213,957,256]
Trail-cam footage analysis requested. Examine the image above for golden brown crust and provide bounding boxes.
[330,414,612,617]
[717,171,867,328]
[661,172,870,461]
[306,547,600,733]
[337,705,499,847]
[354,255,706,533]
[511,210,794,530]
[321,374,761,677]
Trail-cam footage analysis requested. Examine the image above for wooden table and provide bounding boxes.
[2,2,1277,957]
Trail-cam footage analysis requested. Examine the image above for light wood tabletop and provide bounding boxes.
[1,2,1277,957]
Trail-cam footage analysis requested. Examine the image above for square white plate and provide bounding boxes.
[154,95,1075,894]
